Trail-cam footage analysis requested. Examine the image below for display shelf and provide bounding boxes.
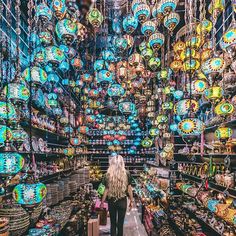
[204,118,236,132]
[181,173,236,198]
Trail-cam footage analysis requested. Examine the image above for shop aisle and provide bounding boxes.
[99,207,147,236]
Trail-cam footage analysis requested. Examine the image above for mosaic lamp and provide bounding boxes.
[56,19,78,45]
[208,0,225,17]
[215,126,232,143]
[123,15,139,34]
[97,70,113,86]
[186,79,208,95]
[149,127,160,137]
[108,84,125,99]
[45,46,66,67]
[141,137,153,148]
[157,68,172,81]
[131,0,147,12]
[174,99,199,116]
[13,182,47,206]
[178,118,205,136]
[170,59,183,71]
[119,101,136,115]
[214,101,235,116]
[0,153,24,176]
[196,19,213,35]
[163,12,180,31]
[21,67,48,86]
[148,57,161,71]
[36,3,52,22]
[159,0,178,15]
[47,93,58,107]
[201,57,225,75]
[101,49,115,62]
[133,3,150,23]
[204,86,223,102]
[149,32,165,51]
[152,3,164,20]
[87,8,103,28]
[220,27,236,55]
[0,101,18,122]
[141,20,156,36]
[51,0,67,20]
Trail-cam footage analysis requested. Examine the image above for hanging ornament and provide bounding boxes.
[123,15,139,34]
[0,101,18,123]
[204,86,223,102]
[163,12,180,32]
[178,118,205,136]
[196,19,213,35]
[133,3,150,23]
[186,79,208,95]
[159,0,178,15]
[220,27,236,56]
[157,68,172,81]
[173,40,186,54]
[21,67,48,86]
[36,3,52,22]
[108,84,125,99]
[141,137,153,148]
[149,32,165,51]
[45,46,66,67]
[141,20,156,36]
[51,0,67,20]
[119,101,136,115]
[174,99,199,116]
[208,0,225,18]
[214,101,235,116]
[201,57,225,75]
[215,126,232,143]
[87,8,103,28]
[0,153,24,176]
[152,3,164,20]
[148,57,161,71]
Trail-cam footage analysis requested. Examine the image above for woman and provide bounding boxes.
[100,155,134,236]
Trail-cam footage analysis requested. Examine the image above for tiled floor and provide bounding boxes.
[99,207,148,236]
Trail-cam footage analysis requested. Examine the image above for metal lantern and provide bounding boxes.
[201,57,225,75]
[148,57,161,71]
[0,153,24,176]
[220,27,236,53]
[174,99,199,116]
[108,84,125,98]
[36,3,52,22]
[141,20,156,36]
[204,86,223,101]
[13,182,47,206]
[0,101,18,122]
[123,15,139,34]
[215,127,232,142]
[21,67,47,86]
[119,101,136,115]
[4,82,30,102]
[186,79,208,95]
[87,8,103,28]
[149,32,165,51]
[178,118,204,136]
[196,19,213,35]
[159,0,178,15]
[163,12,180,31]
[214,102,235,116]
[133,3,150,23]
[56,19,78,45]
[45,46,66,66]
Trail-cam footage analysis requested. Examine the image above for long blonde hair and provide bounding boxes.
[106,155,128,199]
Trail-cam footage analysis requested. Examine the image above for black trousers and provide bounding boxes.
[108,197,127,236]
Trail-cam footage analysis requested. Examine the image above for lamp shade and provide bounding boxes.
[214,102,234,116]
[4,83,30,102]
[21,67,48,85]
[163,12,180,31]
[220,27,236,52]
[178,118,204,136]
[0,153,24,175]
[133,3,150,23]
[141,137,153,147]
[13,183,47,206]
[204,86,223,101]
[87,8,103,28]
[119,101,136,115]
[141,20,156,36]
[149,32,165,50]
[201,57,225,75]
[174,99,199,116]
[123,15,139,34]
[215,127,232,141]
[0,101,18,121]
[108,84,125,98]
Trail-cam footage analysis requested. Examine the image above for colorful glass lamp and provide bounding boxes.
[149,32,165,50]
[204,86,223,102]
[21,67,48,86]
[163,12,180,31]
[178,118,204,136]
[87,8,103,28]
[123,15,139,34]
[214,101,235,116]
[133,3,150,23]
[215,126,232,143]
[141,20,156,36]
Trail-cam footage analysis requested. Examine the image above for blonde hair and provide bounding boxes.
[106,155,128,199]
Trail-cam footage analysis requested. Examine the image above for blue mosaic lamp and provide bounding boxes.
[141,137,153,148]
[0,125,12,146]
[45,46,66,67]
[123,15,139,34]
[108,84,125,98]
[174,99,199,116]
[101,49,115,62]
[149,32,165,51]
[163,12,180,31]
[141,20,156,36]
[0,101,18,122]
[159,0,178,15]
[178,118,204,136]
[220,27,236,53]
[97,70,113,85]
[51,0,67,20]
[0,153,24,176]
[133,3,150,23]
[36,3,52,22]
[21,67,48,86]
[119,101,136,115]
[56,19,78,45]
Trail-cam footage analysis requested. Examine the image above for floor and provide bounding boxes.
[99,207,148,236]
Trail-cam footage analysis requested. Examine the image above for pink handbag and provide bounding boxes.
[95,199,108,211]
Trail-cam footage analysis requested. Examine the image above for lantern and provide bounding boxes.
[157,68,172,81]
[45,46,65,66]
[204,86,223,101]
[170,60,183,71]
[156,115,168,124]
[81,73,93,84]
[131,0,147,12]
[162,102,174,111]
[214,102,235,116]
[152,4,164,20]
[51,0,67,19]
[183,59,200,72]
[119,101,136,115]
[0,101,18,122]
[196,19,213,35]
[159,0,178,15]
[141,20,156,36]
[201,57,225,75]
[97,70,113,85]
[148,57,161,71]
[178,118,205,136]
[36,3,52,22]
[133,3,150,23]
[56,19,78,45]
[78,126,89,134]
[87,8,103,28]
[3,82,30,102]
[163,12,180,31]
[141,137,153,148]
[149,128,160,136]
[173,40,186,54]
[123,15,139,34]
[149,32,165,51]
[108,84,125,98]
[141,48,153,60]
[186,79,208,95]
[114,37,128,52]
[13,183,47,206]
[208,0,225,17]
[12,127,28,142]
[0,153,24,175]
[129,53,143,66]
[174,99,199,116]
[215,127,232,142]
[220,27,236,53]
[94,59,108,71]
[47,93,58,107]
[71,57,83,70]
[173,90,184,100]
[21,67,47,86]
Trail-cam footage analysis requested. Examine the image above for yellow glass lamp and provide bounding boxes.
[220,27,236,53]
[208,0,225,17]
[214,101,235,116]
[173,40,186,54]
[170,59,183,71]
[180,48,198,61]
[183,59,200,72]
[196,19,213,35]
[186,35,204,49]
[186,79,208,95]
[204,86,223,102]
[215,126,232,142]
[201,48,213,62]
[201,57,225,75]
